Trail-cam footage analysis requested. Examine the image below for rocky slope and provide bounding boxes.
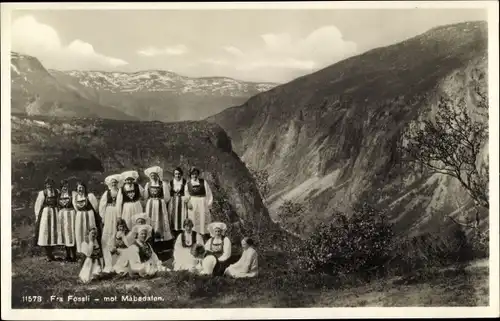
[208,21,489,236]
[11,114,284,245]
[10,52,135,120]
[47,69,277,122]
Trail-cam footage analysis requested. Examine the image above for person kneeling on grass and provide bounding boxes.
[191,244,216,276]
[224,237,258,278]
[78,228,105,283]
[123,224,168,278]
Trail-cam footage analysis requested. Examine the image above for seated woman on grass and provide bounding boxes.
[195,222,232,276]
[78,228,105,283]
[103,218,131,273]
[173,218,204,272]
[225,237,259,278]
[122,224,167,278]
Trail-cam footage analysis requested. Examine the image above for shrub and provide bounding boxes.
[295,202,395,278]
[277,200,306,235]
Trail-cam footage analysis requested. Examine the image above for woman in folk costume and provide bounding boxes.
[203,222,232,276]
[144,166,173,246]
[173,218,204,271]
[57,179,77,262]
[103,218,131,273]
[99,174,122,250]
[117,170,144,230]
[125,224,167,277]
[73,181,101,254]
[78,227,105,283]
[168,167,188,236]
[185,167,213,239]
[225,237,259,278]
[33,177,59,261]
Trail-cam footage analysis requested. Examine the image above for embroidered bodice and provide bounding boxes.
[209,237,225,258]
[148,182,164,199]
[43,189,58,207]
[187,179,206,197]
[107,188,118,205]
[170,179,186,197]
[58,190,72,209]
[135,241,153,263]
[122,183,140,202]
[181,231,197,248]
[115,232,128,249]
[75,193,91,211]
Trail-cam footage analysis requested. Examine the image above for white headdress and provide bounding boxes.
[133,224,153,241]
[132,212,150,226]
[104,174,122,188]
[207,222,227,237]
[144,166,163,181]
[121,170,139,182]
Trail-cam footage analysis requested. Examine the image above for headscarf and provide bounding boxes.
[207,222,227,238]
[105,174,123,189]
[121,170,139,182]
[144,166,163,181]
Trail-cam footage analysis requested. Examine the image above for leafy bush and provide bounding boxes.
[277,200,306,235]
[295,202,395,277]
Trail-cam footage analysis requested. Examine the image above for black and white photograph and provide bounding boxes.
[1,1,499,319]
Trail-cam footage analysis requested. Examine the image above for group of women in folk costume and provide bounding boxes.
[34,166,258,283]
[34,178,101,262]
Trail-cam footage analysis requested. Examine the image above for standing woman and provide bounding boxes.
[144,166,173,248]
[57,179,77,262]
[73,181,101,254]
[185,167,213,240]
[116,171,144,230]
[168,167,188,237]
[99,174,122,250]
[33,177,59,261]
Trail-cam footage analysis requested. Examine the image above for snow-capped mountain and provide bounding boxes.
[11,51,278,122]
[11,52,136,120]
[52,70,277,97]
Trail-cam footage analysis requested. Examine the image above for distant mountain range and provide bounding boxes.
[10,52,278,121]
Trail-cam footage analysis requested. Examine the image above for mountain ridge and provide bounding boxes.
[208,20,489,236]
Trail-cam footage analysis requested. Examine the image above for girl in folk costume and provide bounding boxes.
[33,178,59,261]
[144,166,173,246]
[73,181,101,254]
[168,167,188,236]
[203,222,232,276]
[225,237,259,278]
[103,218,131,273]
[126,224,167,277]
[185,167,213,239]
[117,171,144,230]
[126,212,153,246]
[57,180,77,262]
[78,227,105,283]
[99,174,122,250]
[173,218,204,271]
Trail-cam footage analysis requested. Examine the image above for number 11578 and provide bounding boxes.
[21,295,43,303]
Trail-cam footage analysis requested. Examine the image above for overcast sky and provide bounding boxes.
[10,9,487,83]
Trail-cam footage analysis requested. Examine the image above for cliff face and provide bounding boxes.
[11,115,281,243]
[208,21,489,236]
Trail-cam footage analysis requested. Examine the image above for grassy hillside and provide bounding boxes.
[11,251,488,308]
